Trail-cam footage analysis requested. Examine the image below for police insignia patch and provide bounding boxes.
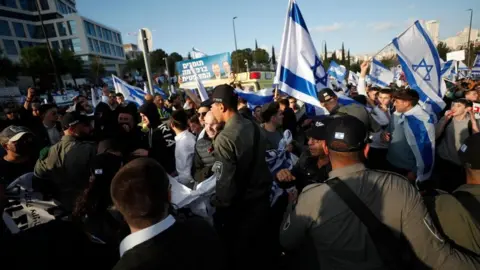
[212,161,223,180]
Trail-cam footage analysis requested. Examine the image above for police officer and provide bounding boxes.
[280,115,480,270]
[276,117,332,192]
[210,84,273,270]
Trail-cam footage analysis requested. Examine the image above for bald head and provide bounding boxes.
[205,111,221,139]
[144,94,154,103]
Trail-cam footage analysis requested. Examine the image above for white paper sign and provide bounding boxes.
[473,102,480,120]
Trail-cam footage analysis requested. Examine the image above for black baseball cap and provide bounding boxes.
[458,133,480,170]
[325,115,368,152]
[306,117,333,140]
[199,99,213,109]
[318,88,337,103]
[61,112,91,130]
[212,84,238,109]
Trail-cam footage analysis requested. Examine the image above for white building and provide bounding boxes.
[0,0,126,75]
[443,27,480,50]
[123,43,142,59]
[425,20,440,45]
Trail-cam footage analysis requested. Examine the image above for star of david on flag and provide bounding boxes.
[412,59,433,81]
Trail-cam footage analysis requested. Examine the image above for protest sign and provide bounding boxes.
[176,53,232,89]
[473,102,480,120]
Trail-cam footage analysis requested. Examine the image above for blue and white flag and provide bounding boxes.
[472,53,480,75]
[235,88,274,108]
[112,75,146,106]
[391,65,402,81]
[153,85,167,99]
[328,61,347,83]
[348,71,359,86]
[191,47,207,59]
[440,60,455,77]
[397,105,436,182]
[393,20,446,115]
[369,58,394,88]
[458,61,468,70]
[275,0,328,114]
[189,63,209,102]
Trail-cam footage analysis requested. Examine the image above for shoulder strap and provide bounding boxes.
[453,191,480,226]
[325,177,405,269]
[436,118,453,144]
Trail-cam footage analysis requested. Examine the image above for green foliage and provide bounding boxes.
[324,42,328,62]
[341,42,346,65]
[125,57,144,73]
[0,49,19,82]
[167,52,183,76]
[346,49,351,70]
[255,39,258,50]
[253,48,270,65]
[59,49,84,87]
[380,55,399,68]
[90,57,106,84]
[232,49,254,72]
[20,46,61,90]
[150,49,168,72]
[271,46,276,65]
[436,42,452,61]
[350,61,361,73]
[187,52,192,60]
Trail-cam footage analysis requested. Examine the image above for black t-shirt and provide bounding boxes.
[0,157,36,186]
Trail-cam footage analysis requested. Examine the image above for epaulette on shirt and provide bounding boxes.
[367,169,410,181]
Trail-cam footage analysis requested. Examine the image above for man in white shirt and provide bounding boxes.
[170,110,196,186]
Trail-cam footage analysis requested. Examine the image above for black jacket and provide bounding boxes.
[194,133,215,182]
[290,150,331,192]
[113,218,226,270]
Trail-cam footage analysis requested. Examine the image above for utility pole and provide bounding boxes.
[466,9,474,68]
[35,0,62,92]
[233,16,239,73]
[140,28,154,95]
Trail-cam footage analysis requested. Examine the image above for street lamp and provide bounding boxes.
[466,9,473,68]
[233,17,238,51]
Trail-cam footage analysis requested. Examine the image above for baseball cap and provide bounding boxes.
[325,115,368,152]
[212,84,238,109]
[318,88,337,103]
[61,112,91,130]
[306,117,333,140]
[0,126,32,143]
[199,99,213,109]
[458,133,480,170]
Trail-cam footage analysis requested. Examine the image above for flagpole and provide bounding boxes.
[371,20,419,60]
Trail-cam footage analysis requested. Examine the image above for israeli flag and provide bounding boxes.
[112,75,146,106]
[473,53,480,75]
[235,88,274,107]
[348,71,359,86]
[275,0,328,114]
[369,59,394,88]
[153,85,167,99]
[192,47,207,59]
[189,64,209,102]
[392,65,402,81]
[458,61,468,70]
[393,20,445,115]
[328,61,347,82]
[399,105,436,182]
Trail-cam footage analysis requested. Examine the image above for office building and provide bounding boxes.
[443,27,480,50]
[123,43,142,59]
[0,0,126,75]
[425,20,440,45]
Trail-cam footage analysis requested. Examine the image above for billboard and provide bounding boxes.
[176,53,232,88]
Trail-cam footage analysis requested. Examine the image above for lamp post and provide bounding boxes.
[233,17,238,51]
[466,9,473,68]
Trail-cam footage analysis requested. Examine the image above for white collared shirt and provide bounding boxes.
[174,130,196,185]
[119,215,176,257]
[197,128,206,142]
[44,123,61,145]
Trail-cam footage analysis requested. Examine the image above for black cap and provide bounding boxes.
[199,99,213,109]
[325,115,367,152]
[212,84,238,109]
[318,88,337,103]
[306,117,332,140]
[61,112,91,130]
[458,133,480,170]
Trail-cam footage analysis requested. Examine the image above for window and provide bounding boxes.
[39,0,49,10]
[44,24,56,38]
[93,39,99,52]
[84,21,96,36]
[67,20,76,35]
[18,41,31,49]
[117,33,122,44]
[116,46,124,58]
[28,24,44,39]
[61,39,73,51]
[12,22,25,38]
[2,39,18,55]
[96,26,103,39]
[110,44,116,56]
[19,0,35,11]
[56,0,68,14]
[99,41,106,54]
[105,42,111,55]
[0,0,17,8]
[51,40,60,51]
[57,22,67,36]
[87,38,94,51]
[72,38,81,52]
[0,20,11,36]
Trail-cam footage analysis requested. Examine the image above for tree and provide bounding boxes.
[231,49,253,73]
[271,46,276,66]
[150,49,168,72]
[255,39,259,50]
[125,57,144,74]
[252,48,270,65]
[187,52,192,60]
[347,49,351,70]
[350,60,361,73]
[380,55,399,68]
[90,56,106,85]
[59,49,84,88]
[341,42,346,65]
[0,49,19,82]
[167,52,183,76]
[436,42,452,61]
[20,46,60,91]
[324,42,328,62]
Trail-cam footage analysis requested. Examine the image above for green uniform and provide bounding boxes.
[280,163,480,269]
[34,135,97,211]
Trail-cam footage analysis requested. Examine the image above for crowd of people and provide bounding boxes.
[0,61,480,269]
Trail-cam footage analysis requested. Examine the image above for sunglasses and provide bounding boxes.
[198,112,208,117]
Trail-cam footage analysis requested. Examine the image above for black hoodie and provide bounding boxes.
[139,103,176,174]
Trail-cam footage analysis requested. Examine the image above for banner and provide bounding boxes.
[176,53,232,88]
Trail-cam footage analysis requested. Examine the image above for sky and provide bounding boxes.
[78,0,480,57]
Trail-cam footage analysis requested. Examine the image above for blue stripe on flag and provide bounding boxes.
[372,59,389,70]
[279,66,318,97]
[415,21,442,95]
[369,77,389,88]
[290,2,309,33]
[393,38,443,115]
[406,115,434,176]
